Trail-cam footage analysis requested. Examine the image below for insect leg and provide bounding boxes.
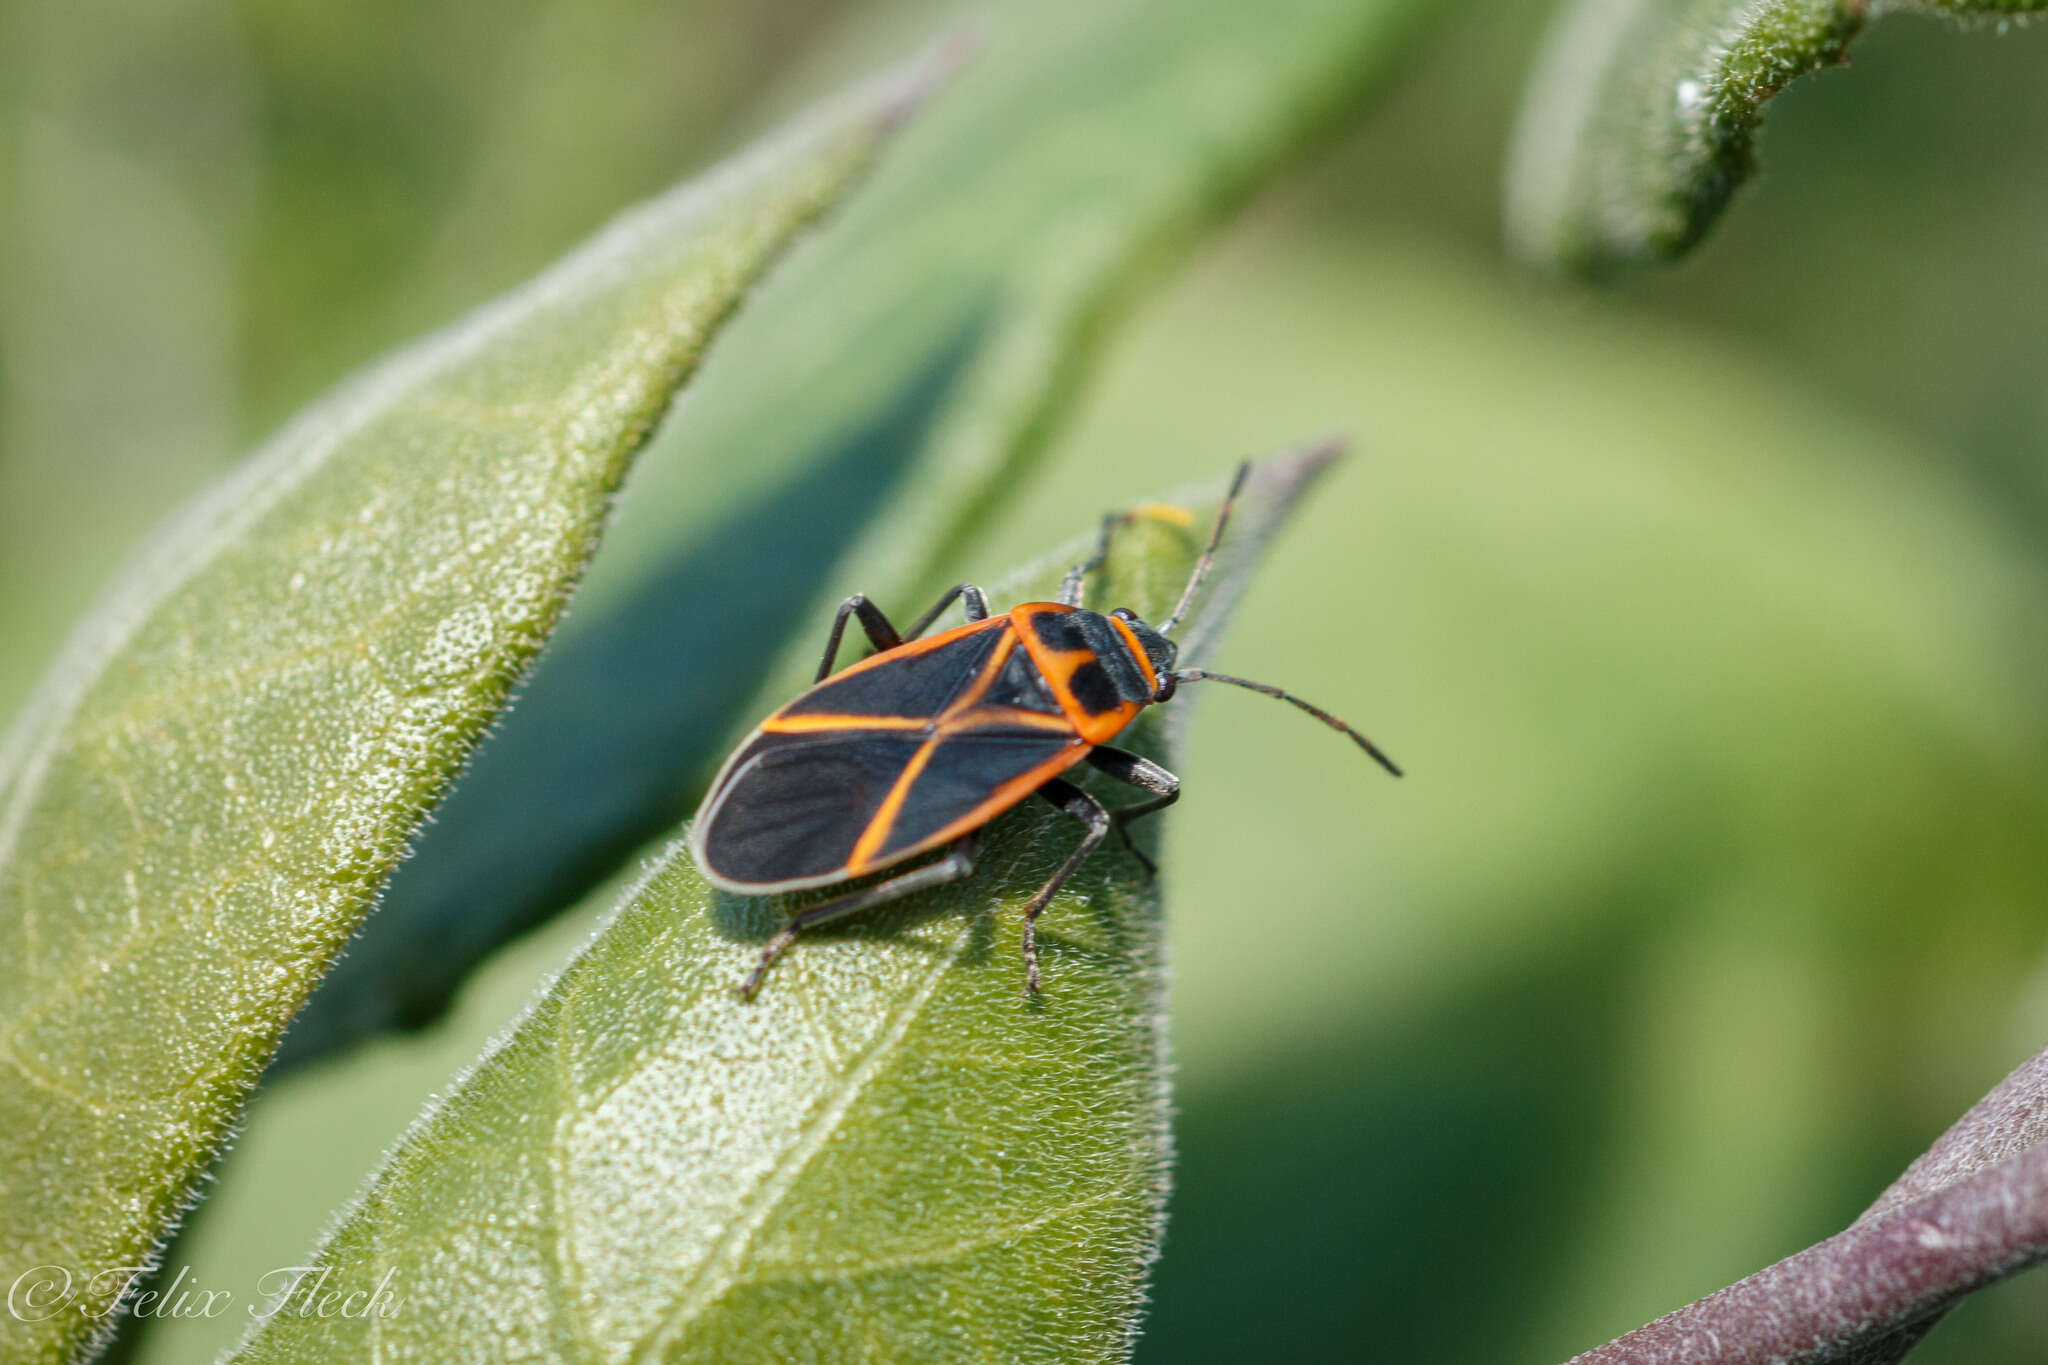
[815,595,905,681]
[1056,513,1124,606]
[1022,777,1111,995]
[738,831,981,999]
[903,582,991,639]
[1159,460,1251,636]
[1083,746,1180,878]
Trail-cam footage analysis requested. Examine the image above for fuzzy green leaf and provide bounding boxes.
[225,449,1338,1365]
[1506,0,2048,275]
[285,0,1439,1065]
[0,58,937,1361]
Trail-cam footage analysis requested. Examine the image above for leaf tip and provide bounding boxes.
[1243,432,1348,509]
[870,23,984,135]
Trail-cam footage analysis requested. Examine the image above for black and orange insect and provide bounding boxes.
[691,463,1401,998]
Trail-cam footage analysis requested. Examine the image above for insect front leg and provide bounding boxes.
[738,832,981,999]
[1023,777,1112,996]
[1056,513,1124,606]
[1083,746,1180,879]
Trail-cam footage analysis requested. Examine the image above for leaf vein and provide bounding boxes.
[630,826,1053,1360]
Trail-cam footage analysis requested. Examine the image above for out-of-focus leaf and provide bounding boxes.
[226,450,1337,1365]
[0,59,936,1360]
[285,0,1441,1066]
[937,221,2048,1361]
[1505,0,2048,275]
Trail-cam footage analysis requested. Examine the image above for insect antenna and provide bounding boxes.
[1173,668,1402,777]
[1158,460,1252,636]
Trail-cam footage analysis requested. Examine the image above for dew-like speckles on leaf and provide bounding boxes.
[0,56,936,1365]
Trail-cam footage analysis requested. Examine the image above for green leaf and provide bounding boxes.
[286,0,1441,1065]
[0,57,939,1359]
[1505,0,2048,275]
[225,449,1338,1365]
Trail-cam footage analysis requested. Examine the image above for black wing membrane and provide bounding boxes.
[871,729,1082,862]
[781,622,1004,719]
[697,724,1085,891]
[696,622,1087,891]
[697,730,925,887]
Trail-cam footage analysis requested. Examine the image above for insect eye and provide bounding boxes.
[1110,607,1136,621]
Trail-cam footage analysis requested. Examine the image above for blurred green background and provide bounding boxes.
[7,1,2048,1361]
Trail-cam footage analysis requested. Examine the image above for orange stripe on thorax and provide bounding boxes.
[1009,603,1142,745]
[1108,614,1158,695]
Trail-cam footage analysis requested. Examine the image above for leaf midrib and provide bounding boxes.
[626,822,1055,1362]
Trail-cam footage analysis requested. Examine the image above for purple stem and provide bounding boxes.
[1566,1046,2048,1364]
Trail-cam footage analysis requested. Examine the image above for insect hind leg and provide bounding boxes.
[818,585,993,681]
[738,832,980,999]
[815,595,905,681]
[1023,778,1112,995]
[904,582,991,638]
